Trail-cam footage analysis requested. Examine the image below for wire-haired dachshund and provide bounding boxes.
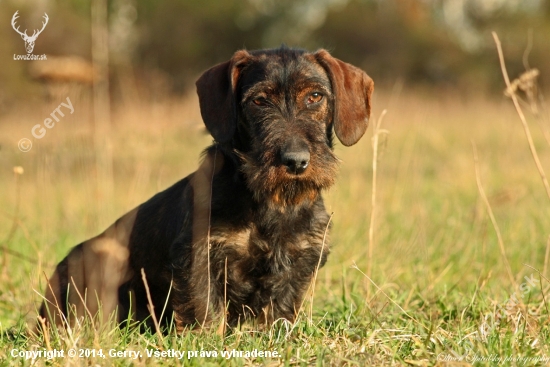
[39,46,374,333]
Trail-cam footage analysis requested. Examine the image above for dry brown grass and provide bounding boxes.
[1,85,549,364]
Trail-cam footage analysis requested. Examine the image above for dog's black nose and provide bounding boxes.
[282,151,310,174]
[281,139,310,175]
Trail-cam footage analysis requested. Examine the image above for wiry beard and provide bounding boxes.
[236,148,339,210]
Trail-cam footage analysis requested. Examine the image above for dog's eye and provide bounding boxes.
[252,97,267,106]
[307,92,323,104]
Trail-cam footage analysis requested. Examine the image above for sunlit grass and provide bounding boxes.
[1,88,549,365]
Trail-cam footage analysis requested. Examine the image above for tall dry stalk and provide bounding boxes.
[367,110,388,297]
[201,148,218,330]
[492,32,550,202]
[92,0,114,227]
[141,269,164,346]
[307,213,333,322]
[472,143,517,289]
[1,167,25,275]
[544,236,550,277]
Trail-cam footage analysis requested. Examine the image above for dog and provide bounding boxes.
[39,46,374,332]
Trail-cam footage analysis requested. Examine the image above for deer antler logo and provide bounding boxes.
[11,11,49,54]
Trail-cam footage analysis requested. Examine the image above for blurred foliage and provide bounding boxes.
[1,0,550,107]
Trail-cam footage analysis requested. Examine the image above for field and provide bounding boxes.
[0,85,549,366]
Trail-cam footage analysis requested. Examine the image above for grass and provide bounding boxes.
[0,84,549,365]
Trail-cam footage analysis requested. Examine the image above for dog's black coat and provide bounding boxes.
[39,46,374,331]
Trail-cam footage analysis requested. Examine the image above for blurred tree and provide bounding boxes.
[119,0,550,92]
[1,0,549,107]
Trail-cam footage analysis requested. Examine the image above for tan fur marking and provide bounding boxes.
[209,227,251,251]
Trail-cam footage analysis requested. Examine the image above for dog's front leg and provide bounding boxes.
[40,208,138,327]
[174,149,226,332]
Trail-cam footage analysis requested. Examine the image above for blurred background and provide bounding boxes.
[1,0,550,339]
[1,0,550,106]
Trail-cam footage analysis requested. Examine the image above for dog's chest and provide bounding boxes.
[208,222,323,293]
[209,224,314,269]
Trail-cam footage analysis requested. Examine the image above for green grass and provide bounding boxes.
[1,89,549,366]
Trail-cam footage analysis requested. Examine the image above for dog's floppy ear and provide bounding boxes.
[315,50,374,146]
[196,50,251,143]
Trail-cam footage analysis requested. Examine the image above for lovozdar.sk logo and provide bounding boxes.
[12,10,48,61]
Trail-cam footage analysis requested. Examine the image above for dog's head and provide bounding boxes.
[196,47,374,207]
